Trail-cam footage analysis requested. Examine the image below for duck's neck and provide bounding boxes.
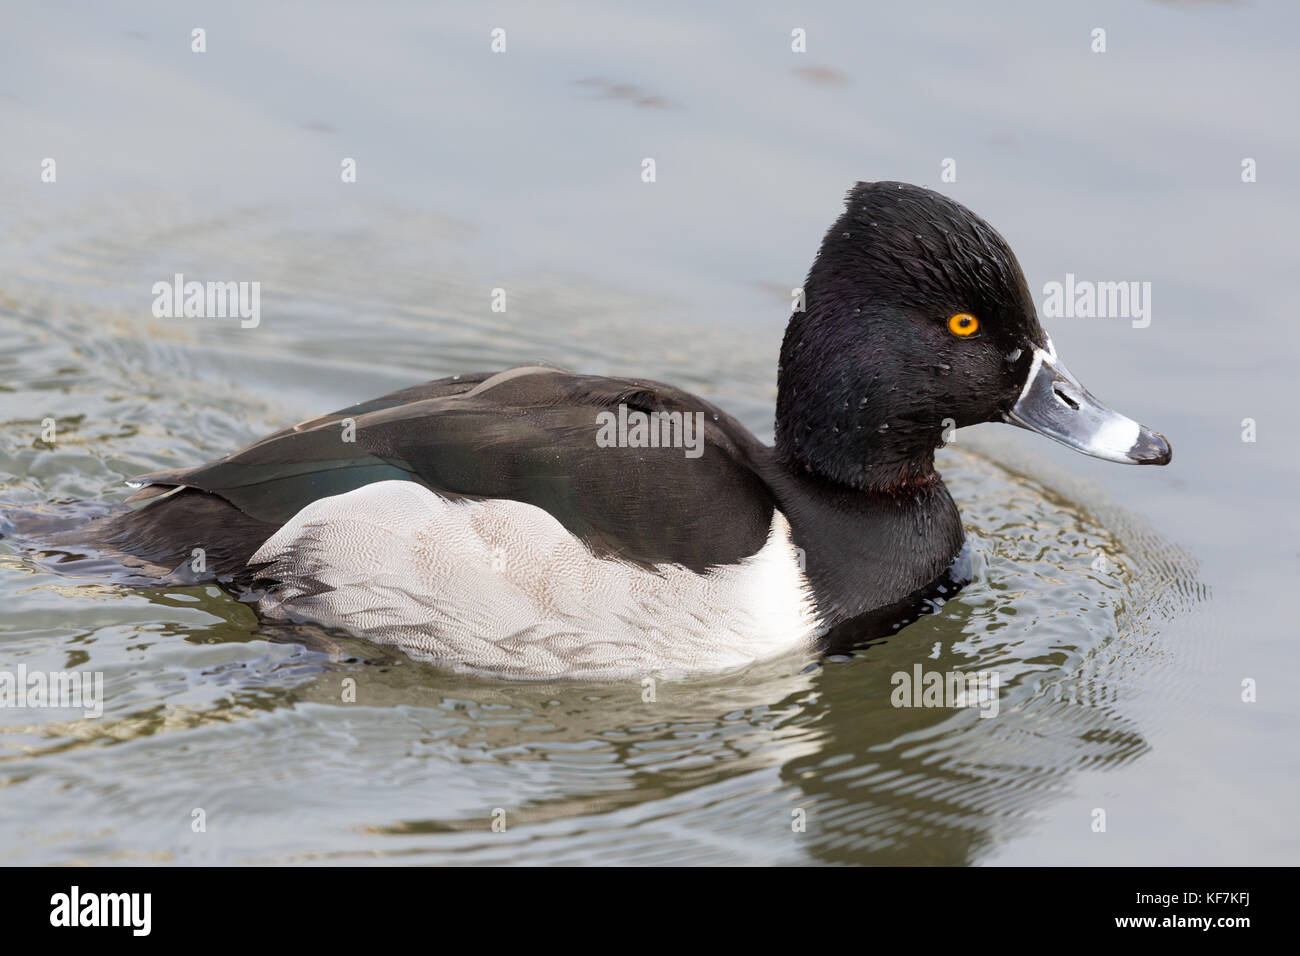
[775,304,947,494]
[771,302,967,633]
[760,457,965,633]
[778,431,941,496]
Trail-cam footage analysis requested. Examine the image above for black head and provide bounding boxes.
[776,181,1170,493]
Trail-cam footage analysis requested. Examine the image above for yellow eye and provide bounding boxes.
[947,313,979,337]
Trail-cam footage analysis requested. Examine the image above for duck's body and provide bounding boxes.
[79,364,966,676]
[60,182,1170,678]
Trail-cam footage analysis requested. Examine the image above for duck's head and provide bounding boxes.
[776,181,1171,492]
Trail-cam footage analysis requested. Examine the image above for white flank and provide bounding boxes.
[249,481,819,679]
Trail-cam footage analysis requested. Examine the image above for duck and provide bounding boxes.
[69,181,1171,679]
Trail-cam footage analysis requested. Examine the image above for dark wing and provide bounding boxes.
[125,366,777,571]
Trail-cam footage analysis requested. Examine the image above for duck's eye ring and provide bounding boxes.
[947,313,980,337]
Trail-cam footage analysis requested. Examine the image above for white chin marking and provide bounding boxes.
[249,481,820,679]
[1014,347,1048,404]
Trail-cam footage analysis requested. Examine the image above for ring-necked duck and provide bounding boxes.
[72,182,1170,678]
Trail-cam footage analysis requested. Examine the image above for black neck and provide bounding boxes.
[758,453,965,633]
[775,301,946,494]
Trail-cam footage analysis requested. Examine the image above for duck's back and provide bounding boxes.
[119,366,774,565]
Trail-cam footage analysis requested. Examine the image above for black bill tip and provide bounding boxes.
[1131,428,1172,466]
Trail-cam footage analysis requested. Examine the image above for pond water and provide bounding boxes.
[0,0,1295,864]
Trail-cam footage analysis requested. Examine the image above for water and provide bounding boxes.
[1,0,1296,865]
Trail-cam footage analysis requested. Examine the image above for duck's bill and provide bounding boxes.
[1005,343,1172,465]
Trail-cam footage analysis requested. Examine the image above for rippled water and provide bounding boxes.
[2,0,1296,864]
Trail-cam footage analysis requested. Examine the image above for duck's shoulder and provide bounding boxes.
[129,366,780,572]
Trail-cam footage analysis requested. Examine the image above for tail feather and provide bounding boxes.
[21,490,278,587]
